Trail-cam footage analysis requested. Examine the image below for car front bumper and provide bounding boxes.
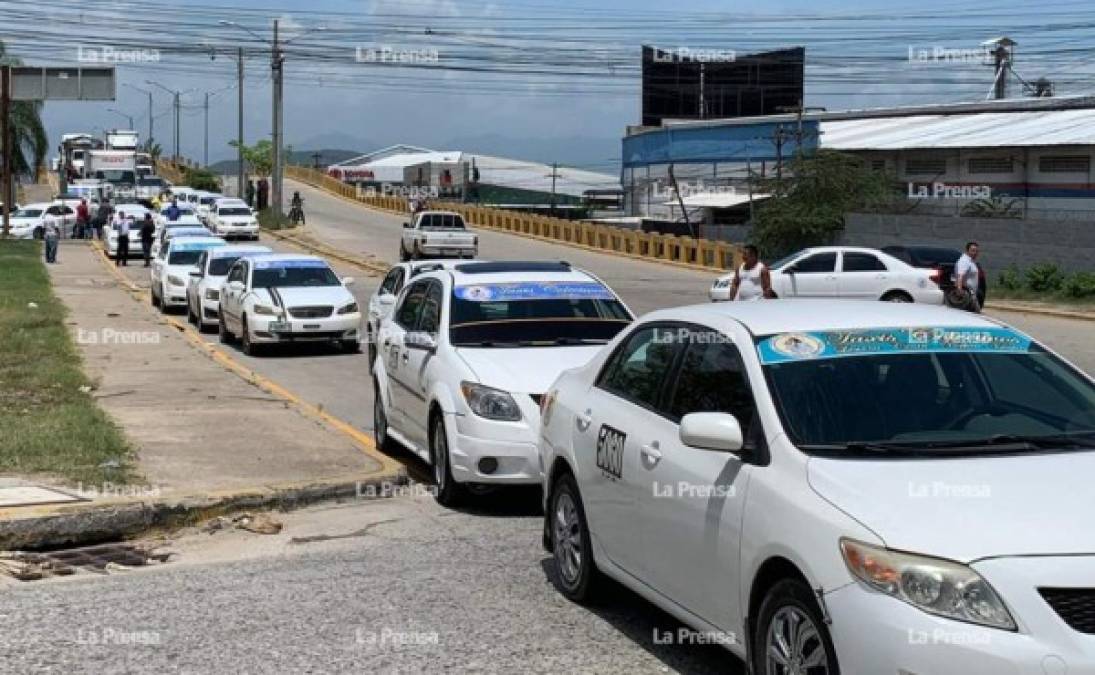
[215,224,260,238]
[825,554,1095,674]
[417,243,477,258]
[162,281,189,307]
[248,313,362,344]
[446,402,541,485]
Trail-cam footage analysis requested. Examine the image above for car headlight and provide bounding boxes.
[840,539,1016,630]
[168,275,185,286]
[337,302,358,315]
[460,381,522,421]
[253,304,282,316]
[205,289,220,301]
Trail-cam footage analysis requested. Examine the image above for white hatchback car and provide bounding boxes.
[185,244,271,331]
[366,260,465,364]
[151,236,226,311]
[217,254,362,356]
[372,261,634,506]
[207,198,260,241]
[710,246,943,303]
[539,300,1095,674]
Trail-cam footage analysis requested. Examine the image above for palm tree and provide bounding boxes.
[0,40,49,181]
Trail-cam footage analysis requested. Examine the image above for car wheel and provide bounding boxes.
[372,379,395,453]
[399,246,409,262]
[411,245,421,261]
[367,329,377,367]
[158,284,169,313]
[881,290,913,303]
[186,300,197,325]
[430,411,467,507]
[752,578,840,675]
[218,312,235,344]
[549,472,600,602]
[151,285,160,307]
[341,339,361,354]
[241,316,261,356]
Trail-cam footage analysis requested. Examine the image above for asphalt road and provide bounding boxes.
[0,493,739,674]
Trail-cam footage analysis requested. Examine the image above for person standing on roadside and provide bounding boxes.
[257,178,269,212]
[75,199,90,239]
[43,211,60,264]
[952,241,982,313]
[246,180,256,208]
[729,244,774,301]
[114,210,131,266]
[96,198,112,240]
[140,213,156,267]
[165,197,181,222]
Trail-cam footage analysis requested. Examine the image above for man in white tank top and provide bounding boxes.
[729,244,773,301]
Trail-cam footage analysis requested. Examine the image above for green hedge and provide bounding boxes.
[997,263,1095,300]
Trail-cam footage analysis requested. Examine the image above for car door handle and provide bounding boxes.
[641,442,663,465]
[401,351,409,362]
[575,409,592,431]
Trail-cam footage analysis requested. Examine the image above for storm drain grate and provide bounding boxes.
[0,542,171,581]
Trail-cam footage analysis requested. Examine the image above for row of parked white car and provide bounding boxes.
[359,249,1095,674]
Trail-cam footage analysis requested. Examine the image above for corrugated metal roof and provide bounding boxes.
[821,109,1095,150]
[468,154,618,198]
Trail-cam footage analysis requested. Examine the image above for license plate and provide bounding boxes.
[268,322,290,332]
[443,249,462,256]
[303,324,321,330]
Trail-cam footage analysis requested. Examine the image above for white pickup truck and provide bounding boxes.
[399,210,478,261]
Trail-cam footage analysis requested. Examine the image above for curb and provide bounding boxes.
[0,471,407,551]
[986,301,1095,323]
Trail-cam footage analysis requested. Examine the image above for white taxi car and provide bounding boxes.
[207,198,260,241]
[710,246,944,303]
[151,225,211,260]
[539,300,1095,674]
[185,244,271,331]
[195,192,223,224]
[366,260,464,364]
[104,205,155,258]
[372,261,634,506]
[217,254,362,356]
[151,236,226,311]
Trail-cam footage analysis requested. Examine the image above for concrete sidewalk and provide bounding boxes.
[41,240,384,496]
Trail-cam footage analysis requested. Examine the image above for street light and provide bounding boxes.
[123,83,154,147]
[219,19,327,215]
[209,44,247,198]
[106,108,134,130]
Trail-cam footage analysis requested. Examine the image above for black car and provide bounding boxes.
[882,244,987,306]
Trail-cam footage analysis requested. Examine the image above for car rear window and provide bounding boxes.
[419,214,465,229]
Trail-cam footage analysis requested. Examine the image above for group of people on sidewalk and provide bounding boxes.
[724,242,983,313]
[43,197,157,268]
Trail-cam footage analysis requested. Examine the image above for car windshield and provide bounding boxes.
[759,328,1095,455]
[14,208,42,218]
[419,213,465,229]
[252,263,340,288]
[200,197,217,205]
[98,170,135,184]
[138,178,165,187]
[449,282,631,346]
[218,207,251,216]
[168,250,205,265]
[208,256,246,276]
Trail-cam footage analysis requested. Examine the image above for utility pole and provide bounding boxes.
[174,91,180,161]
[271,18,283,216]
[311,152,322,170]
[203,92,209,166]
[2,65,11,237]
[238,47,245,199]
[145,91,153,144]
[549,162,559,213]
[667,163,694,238]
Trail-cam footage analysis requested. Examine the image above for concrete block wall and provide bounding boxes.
[841,213,1095,273]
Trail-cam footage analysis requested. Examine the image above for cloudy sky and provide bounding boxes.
[5,0,1094,170]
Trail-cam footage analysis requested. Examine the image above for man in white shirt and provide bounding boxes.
[729,244,774,301]
[114,210,131,267]
[952,241,981,312]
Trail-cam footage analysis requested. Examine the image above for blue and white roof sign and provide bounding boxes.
[254,259,328,269]
[171,240,226,252]
[758,327,1032,365]
[454,282,615,302]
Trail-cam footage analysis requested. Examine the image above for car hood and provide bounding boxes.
[807,450,1095,562]
[257,285,352,308]
[455,345,601,395]
[217,216,255,224]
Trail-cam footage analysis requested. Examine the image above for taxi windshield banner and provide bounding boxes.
[454,282,615,302]
[254,260,327,270]
[757,327,1032,365]
[172,241,225,252]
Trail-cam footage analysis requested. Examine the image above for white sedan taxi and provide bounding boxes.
[217,254,362,356]
[207,198,260,240]
[372,261,634,507]
[540,300,1095,675]
[710,246,943,303]
[366,260,465,364]
[151,236,226,311]
[185,244,271,331]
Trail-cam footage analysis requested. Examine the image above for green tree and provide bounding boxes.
[229,139,273,176]
[142,139,162,162]
[0,41,49,180]
[750,149,897,257]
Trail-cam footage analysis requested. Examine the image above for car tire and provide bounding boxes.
[430,411,467,508]
[399,246,409,262]
[881,290,913,303]
[372,379,396,454]
[240,316,261,356]
[367,329,377,367]
[186,301,197,325]
[752,578,840,675]
[151,285,160,307]
[549,472,600,603]
[218,312,235,344]
[341,339,361,354]
[158,284,170,313]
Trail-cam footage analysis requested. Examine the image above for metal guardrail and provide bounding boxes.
[284,165,742,272]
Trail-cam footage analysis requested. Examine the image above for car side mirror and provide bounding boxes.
[378,293,397,307]
[679,412,744,453]
[342,276,356,287]
[402,222,411,229]
[405,331,437,353]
